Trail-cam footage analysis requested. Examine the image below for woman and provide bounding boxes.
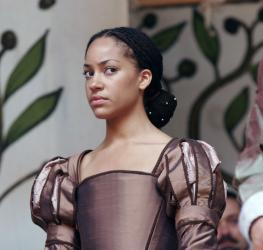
[31,27,225,249]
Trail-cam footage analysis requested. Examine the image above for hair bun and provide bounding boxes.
[144,89,177,128]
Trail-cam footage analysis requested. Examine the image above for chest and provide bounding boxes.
[79,144,166,182]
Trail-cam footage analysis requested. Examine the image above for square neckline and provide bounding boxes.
[76,137,179,187]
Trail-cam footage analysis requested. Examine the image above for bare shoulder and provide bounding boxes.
[156,132,173,143]
[80,149,96,167]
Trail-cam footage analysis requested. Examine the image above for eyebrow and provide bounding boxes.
[84,59,120,67]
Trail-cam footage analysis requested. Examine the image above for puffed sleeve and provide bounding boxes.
[30,155,81,250]
[157,138,226,249]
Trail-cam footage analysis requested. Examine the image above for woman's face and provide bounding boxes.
[84,37,148,120]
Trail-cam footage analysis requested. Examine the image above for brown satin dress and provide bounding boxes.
[76,171,177,250]
[31,138,226,250]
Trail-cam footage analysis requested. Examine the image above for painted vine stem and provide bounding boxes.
[188,12,263,147]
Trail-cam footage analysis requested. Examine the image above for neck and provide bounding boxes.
[103,105,156,145]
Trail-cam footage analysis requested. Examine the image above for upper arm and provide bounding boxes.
[166,139,225,212]
[158,138,226,249]
[30,156,80,249]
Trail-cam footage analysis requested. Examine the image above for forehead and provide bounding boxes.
[85,37,129,63]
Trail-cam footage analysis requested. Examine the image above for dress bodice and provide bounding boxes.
[76,172,177,250]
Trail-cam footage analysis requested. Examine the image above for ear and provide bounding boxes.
[138,69,152,90]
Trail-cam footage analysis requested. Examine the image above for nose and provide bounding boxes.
[87,74,104,92]
[217,221,230,240]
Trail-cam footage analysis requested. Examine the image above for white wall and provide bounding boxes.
[0,1,128,249]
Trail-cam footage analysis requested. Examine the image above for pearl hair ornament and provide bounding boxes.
[146,90,177,127]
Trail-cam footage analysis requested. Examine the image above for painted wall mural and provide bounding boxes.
[0,1,128,248]
[0,0,61,205]
[132,3,263,176]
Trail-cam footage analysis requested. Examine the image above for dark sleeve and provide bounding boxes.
[158,139,226,249]
[30,157,80,250]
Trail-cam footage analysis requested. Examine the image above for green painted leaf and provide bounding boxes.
[193,10,220,66]
[39,0,56,10]
[4,31,48,102]
[249,63,259,84]
[3,88,62,149]
[152,22,186,53]
[224,87,249,135]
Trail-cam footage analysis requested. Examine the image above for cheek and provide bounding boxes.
[118,74,139,97]
[232,227,242,236]
[113,85,138,109]
[85,82,91,99]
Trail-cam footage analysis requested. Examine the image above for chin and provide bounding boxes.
[93,113,108,119]
[93,110,115,120]
[92,106,124,120]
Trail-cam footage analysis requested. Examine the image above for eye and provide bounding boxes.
[230,218,238,225]
[83,70,94,79]
[228,216,238,225]
[104,67,118,75]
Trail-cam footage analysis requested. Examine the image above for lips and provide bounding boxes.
[89,95,108,106]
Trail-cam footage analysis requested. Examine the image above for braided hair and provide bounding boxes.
[85,27,177,128]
